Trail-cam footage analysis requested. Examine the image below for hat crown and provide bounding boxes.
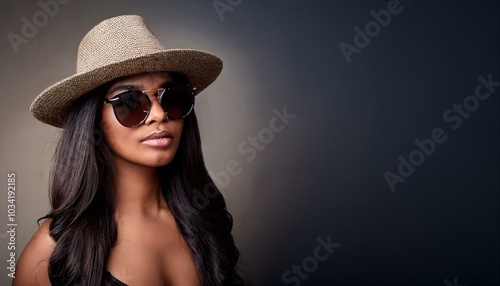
[77,15,165,73]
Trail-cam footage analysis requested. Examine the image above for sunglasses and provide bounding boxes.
[103,83,196,127]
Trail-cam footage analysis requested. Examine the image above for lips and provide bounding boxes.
[141,130,173,147]
[142,130,172,141]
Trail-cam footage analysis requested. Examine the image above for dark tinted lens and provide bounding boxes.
[160,85,194,119]
[111,90,150,127]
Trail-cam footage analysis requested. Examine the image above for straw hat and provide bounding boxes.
[30,14,223,128]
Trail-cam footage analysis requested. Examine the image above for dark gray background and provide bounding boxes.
[0,1,498,285]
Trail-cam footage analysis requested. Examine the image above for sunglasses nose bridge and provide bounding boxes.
[155,88,167,105]
[157,88,166,97]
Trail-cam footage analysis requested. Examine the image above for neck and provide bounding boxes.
[112,154,169,218]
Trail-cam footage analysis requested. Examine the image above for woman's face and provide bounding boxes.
[101,72,184,168]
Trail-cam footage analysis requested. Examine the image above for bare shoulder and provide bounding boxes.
[12,218,55,286]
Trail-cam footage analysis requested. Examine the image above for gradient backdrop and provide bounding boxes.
[0,1,498,285]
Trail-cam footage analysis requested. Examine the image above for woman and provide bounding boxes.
[14,15,243,286]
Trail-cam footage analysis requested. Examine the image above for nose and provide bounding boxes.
[145,92,168,124]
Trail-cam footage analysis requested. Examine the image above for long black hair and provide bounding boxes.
[40,72,244,285]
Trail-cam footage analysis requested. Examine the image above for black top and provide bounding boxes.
[103,270,128,286]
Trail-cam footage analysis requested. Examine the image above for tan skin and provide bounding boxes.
[14,72,201,286]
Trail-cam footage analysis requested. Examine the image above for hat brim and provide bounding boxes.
[30,49,222,128]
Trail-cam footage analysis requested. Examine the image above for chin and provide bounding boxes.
[141,155,175,167]
[152,160,174,167]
